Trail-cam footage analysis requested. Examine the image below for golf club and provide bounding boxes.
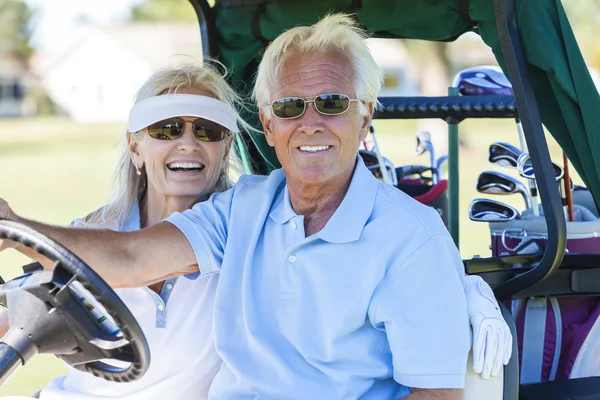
[517,153,567,218]
[468,198,520,222]
[476,170,532,209]
[435,155,448,182]
[488,142,524,169]
[416,130,436,184]
[489,141,540,215]
[369,124,394,185]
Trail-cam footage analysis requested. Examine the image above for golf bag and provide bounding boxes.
[487,195,600,384]
[359,150,449,226]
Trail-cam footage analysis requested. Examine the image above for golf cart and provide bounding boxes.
[1,0,600,399]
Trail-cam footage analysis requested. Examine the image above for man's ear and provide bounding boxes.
[259,107,275,147]
[359,102,375,141]
[128,133,143,168]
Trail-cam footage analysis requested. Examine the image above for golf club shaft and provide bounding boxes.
[429,144,436,184]
[516,120,527,151]
[563,152,575,222]
[516,123,539,215]
[369,126,393,185]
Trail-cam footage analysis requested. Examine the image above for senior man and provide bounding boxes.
[1,14,473,400]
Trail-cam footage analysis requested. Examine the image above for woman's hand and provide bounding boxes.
[464,275,513,380]
[0,198,19,251]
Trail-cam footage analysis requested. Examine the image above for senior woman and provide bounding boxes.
[2,62,247,400]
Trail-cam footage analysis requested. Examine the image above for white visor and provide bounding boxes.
[127,94,239,133]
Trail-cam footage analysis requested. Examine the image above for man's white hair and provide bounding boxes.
[253,13,383,116]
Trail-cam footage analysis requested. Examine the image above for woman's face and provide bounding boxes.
[129,88,231,203]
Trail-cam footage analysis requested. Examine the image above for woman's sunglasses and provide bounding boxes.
[147,118,229,142]
[267,93,361,119]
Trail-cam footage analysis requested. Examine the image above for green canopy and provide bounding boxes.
[213,0,600,206]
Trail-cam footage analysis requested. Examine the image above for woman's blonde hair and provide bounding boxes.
[253,13,383,116]
[85,61,250,227]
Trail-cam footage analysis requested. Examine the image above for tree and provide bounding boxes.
[0,0,34,63]
[129,0,199,22]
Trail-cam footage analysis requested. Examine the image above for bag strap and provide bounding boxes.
[521,298,548,384]
[549,298,562,381]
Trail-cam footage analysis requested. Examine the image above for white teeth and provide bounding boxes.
[299,145,330,152]
[167,162,203,169]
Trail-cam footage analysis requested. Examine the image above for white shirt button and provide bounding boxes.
[158,304,165,311]
[166,283,173,290]
[290,221,297,230]
[289,255,296,263]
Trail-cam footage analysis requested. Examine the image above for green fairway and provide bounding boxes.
[0,116,578,396]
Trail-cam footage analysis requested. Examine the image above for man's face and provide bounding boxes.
[260,50,373,185]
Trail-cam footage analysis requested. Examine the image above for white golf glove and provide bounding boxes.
[464,275,513,379]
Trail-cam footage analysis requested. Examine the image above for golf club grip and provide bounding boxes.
[563,152,575,222]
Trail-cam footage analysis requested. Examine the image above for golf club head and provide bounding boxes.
[477,170,532,209]
[415,130,432,157]
[517,153,564,180]
[488,142,523,168]
[452,66,513,96]
[477,170,522,194]
[469,198,520,222]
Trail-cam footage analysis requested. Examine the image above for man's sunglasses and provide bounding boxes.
[147,118,229,142]
[267,93,361,119]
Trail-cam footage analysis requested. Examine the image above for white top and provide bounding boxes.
[39,205,221,400]
[166,157,470,399]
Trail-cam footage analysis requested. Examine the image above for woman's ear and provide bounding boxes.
[128,133,143,169]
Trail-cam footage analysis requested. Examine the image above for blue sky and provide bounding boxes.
[24,0,143,50]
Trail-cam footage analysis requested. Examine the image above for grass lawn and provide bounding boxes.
[0,115,578,396]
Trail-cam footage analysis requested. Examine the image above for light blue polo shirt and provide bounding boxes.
[166,157,469,399]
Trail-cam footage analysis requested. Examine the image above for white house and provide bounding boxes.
[33,23,204,123]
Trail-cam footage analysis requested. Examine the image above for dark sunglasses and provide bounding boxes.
[147,117,229,142]
[267,93,361,119]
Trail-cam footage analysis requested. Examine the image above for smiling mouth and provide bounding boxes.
[298,145,331,153]
[166,161,205,172]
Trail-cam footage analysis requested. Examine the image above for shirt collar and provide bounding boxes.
[268,156,379,243]
[317,156,378,243]
[269,183,295,225]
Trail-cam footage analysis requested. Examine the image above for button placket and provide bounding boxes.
[279,236,319,301]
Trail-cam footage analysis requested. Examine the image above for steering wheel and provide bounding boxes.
[0,219,150,384]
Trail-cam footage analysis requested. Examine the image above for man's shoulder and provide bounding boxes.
[372,182,446,237]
